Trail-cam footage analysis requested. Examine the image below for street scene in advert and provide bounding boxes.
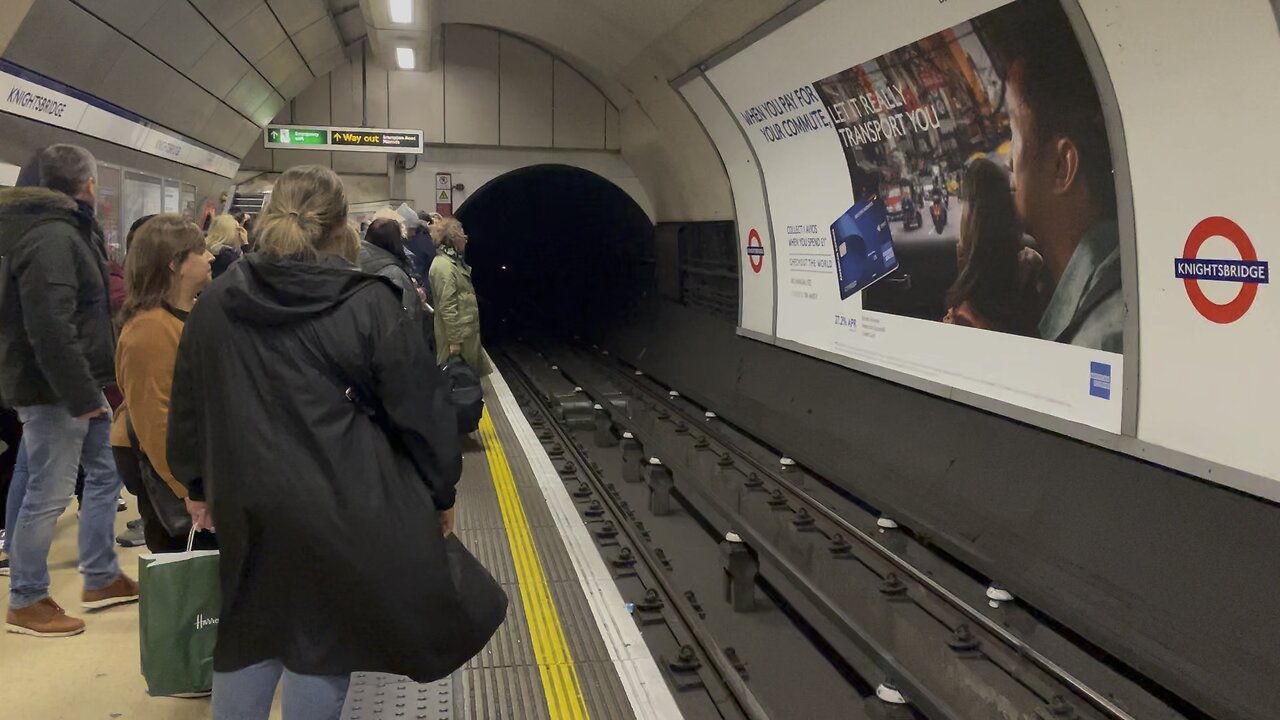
[720,0,1126,430]
[811,0,1122,350]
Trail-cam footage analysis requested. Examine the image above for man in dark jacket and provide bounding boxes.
[405,211,435,284]
[0,144,136,638]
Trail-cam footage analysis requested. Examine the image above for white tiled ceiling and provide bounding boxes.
[269,0,330,35]
[229,5,291,63]
[3,0,349,158]
[258,40,309,88]
[190,39,254,99]
[135,0,218,72]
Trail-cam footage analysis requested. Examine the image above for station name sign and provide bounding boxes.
[264,124,424,154]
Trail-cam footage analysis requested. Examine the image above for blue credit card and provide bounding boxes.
[830,197,898,299]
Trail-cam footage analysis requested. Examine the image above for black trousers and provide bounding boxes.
[111,446,216,554]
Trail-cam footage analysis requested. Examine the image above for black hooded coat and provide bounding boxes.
[166,252,475,680]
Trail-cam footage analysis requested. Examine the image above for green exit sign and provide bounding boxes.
[265,126,328,146]
[264,124,423,154]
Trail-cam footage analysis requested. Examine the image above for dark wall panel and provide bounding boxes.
[602,299,1279,720]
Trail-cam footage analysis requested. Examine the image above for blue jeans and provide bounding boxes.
[8,398,122,609]
[213,660,351,720]
[4,438,28,554]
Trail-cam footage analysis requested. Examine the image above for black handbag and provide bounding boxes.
[126,416,192,538]
[441,356,484,434]
[442,534,508,662]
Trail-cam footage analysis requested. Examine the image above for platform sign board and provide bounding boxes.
[264,125,424,154]
[0,59,238,177]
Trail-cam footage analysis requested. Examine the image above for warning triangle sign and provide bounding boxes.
[438,190,451,201]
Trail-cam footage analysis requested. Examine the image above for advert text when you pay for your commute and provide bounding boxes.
[739,84,944,147]
[787,224,830,301]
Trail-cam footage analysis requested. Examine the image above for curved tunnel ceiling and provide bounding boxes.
[437,0,793,109]
[3,0,803,220]
[3,0,349,158]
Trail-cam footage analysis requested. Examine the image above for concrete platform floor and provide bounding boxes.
[0,501,258,719]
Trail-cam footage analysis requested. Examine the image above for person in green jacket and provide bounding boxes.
[428,217,492,376]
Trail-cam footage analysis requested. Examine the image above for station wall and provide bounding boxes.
[243,25,620,175]
[679,0,1280,501]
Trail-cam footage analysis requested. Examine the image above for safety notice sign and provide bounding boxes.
[435,172,453,217]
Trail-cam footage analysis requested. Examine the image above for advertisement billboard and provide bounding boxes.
[682,0,1280,495]
[706,0,1124,432]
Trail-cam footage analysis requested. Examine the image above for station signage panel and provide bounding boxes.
[265,125,424,154]
[0,59,239,178]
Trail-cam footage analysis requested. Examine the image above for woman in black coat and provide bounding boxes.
[358,217,426,321]
[167,166,474,720]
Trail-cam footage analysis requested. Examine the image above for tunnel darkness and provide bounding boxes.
[455,165,654,343]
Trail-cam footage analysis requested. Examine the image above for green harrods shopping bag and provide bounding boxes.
[137,535,220,698]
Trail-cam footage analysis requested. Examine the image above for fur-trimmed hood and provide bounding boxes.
[0,186,84,254]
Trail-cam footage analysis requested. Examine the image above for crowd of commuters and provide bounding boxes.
[0,146,493,719]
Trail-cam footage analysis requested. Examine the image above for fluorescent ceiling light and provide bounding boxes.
[389,0,412,24]
[396,47,415,70]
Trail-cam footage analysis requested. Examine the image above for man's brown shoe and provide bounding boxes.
[5,598,86,637]
[82,573,139,610]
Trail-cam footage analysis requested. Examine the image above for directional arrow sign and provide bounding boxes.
[264,125,419,154]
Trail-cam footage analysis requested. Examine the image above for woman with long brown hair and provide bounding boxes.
[166,166,481,720]
[943,157,1046,334]
[110,214,215,553]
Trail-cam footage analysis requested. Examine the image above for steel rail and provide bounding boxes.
[564,344,1140,720]
[499,352,775,720]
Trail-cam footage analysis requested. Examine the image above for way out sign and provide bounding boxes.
[435,173,453,217]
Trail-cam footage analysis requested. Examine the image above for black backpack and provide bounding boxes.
[441,356,484,434]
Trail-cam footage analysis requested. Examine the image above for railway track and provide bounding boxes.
[497,338,1199,720]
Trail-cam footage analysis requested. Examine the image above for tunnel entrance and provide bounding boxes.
[455,164,654,341]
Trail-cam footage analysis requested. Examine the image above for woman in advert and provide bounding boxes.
[428,216,492,375]
[942,157,1046,334]
[166,166,480,720]
[111,215,218,553]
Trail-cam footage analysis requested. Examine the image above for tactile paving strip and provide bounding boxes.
[486,398,637,720]
[345,391,641,720]
[341,673,453,720]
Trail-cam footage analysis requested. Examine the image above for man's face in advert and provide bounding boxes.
[1006,76,1044,242]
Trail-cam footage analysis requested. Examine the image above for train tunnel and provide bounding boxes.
[454,164,655,341]
[0,1,1278,719]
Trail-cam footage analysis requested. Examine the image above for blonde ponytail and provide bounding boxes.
[256,166,349,262]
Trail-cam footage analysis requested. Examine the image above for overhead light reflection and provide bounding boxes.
[389,0,412,24]
[396,47,415,70]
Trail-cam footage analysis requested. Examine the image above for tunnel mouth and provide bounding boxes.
[455,164,655,343]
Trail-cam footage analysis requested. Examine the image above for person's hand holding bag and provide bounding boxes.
[185,498,214,533]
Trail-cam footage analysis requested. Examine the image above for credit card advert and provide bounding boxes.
[830,198,898,299]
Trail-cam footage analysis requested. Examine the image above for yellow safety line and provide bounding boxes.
[478,408,591,720]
